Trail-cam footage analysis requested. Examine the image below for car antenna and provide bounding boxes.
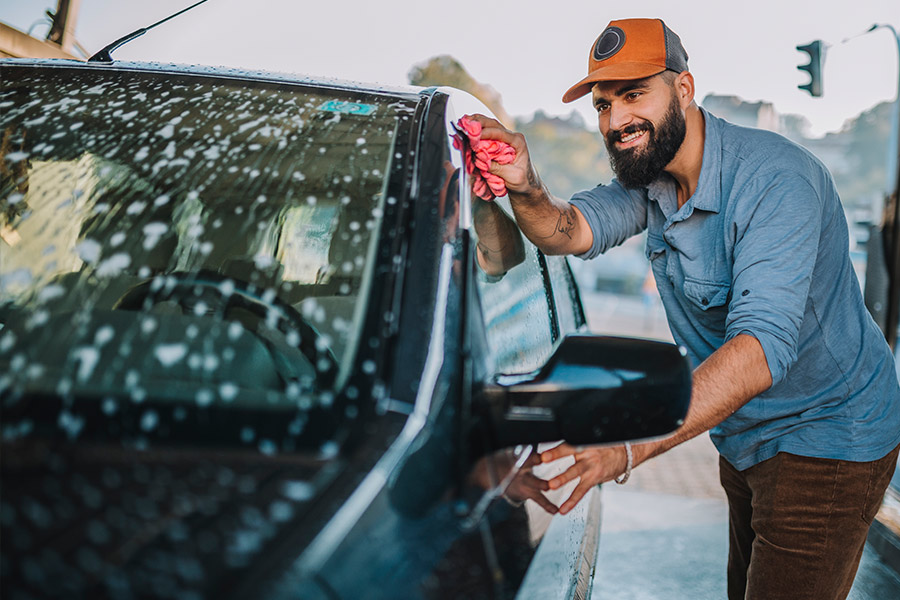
[88,0,210,63]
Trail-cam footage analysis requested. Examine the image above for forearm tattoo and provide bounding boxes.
[526,165,539,190]
[555,207,577,239]
[535,205,577,240]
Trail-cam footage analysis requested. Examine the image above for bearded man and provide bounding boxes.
[469,18,900,600]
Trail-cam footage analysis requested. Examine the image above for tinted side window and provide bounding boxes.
[546,254,586,336]
[470,194,554,374]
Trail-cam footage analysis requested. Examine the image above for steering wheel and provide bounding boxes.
[113,271,338,386]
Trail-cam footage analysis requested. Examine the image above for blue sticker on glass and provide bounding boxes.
[317,100,377,116]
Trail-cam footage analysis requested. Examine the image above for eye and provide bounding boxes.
[626,92,642,101]
[595,102,610,114]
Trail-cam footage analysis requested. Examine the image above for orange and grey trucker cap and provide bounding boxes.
[562,18,689,103]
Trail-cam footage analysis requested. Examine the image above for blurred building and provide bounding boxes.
[0,0,82,60]
[702,94,780,131]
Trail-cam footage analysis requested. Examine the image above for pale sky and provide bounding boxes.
[3,0,899,136]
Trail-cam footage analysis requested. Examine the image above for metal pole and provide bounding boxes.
[871,24,900,348]
[46,0,81,54]
[871,24,900,196]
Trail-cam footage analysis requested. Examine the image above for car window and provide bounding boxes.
[545,254,586,336]
[468,191,555,375]
[0,65,415,447]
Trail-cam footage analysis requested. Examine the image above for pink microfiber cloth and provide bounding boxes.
[452,116,516,201]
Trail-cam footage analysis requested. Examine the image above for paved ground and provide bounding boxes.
[580,290,900,599]
[591,435,900,599]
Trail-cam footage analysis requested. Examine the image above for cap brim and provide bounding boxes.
[561,63,667,103]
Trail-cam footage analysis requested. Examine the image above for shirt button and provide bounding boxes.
[701,297,709,305]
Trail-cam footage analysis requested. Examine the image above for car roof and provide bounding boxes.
[0,58,434,102]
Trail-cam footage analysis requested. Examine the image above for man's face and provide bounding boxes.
[592,74,686,188]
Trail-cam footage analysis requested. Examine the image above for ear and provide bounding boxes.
[674,71,695,109]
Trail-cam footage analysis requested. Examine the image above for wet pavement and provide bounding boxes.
[580,290,900,599]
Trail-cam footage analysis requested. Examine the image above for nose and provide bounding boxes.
[607,102,634,132]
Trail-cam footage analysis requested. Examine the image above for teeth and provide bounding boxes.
[620,130,645,143]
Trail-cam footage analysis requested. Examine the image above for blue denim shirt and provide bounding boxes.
[570,108,900,470]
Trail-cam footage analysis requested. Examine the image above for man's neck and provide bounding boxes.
[665,104,705,209]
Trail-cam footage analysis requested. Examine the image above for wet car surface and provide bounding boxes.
[0,59,691,599]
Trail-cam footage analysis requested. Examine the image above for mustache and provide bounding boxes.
[606,122,653,145]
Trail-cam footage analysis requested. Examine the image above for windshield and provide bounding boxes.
[0,65,414,445]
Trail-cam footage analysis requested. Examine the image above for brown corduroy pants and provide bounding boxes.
[718,444,900,600]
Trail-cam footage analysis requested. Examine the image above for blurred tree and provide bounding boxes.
[515,110,614,201]
[408,55,515,129]
[822,101,892,205]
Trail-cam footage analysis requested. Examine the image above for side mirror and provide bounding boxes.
[479,334,691,449]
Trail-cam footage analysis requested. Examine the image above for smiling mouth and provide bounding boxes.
[618,129,648,146]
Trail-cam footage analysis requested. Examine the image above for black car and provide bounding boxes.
[0,58,691,599]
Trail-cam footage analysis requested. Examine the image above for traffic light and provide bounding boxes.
[796,40,824,97]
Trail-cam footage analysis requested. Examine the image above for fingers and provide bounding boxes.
[539,443,578,464]
[465,113,504,132]
[506,473,558,514]
[506,472,550,499]
[531,492,559,515]
[547,461,587,490]
[525,472,550,492]
[559,480,594,515]
[522,452,543,468]
[464,114,523,148]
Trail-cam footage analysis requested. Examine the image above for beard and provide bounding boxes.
[605,93,686,188]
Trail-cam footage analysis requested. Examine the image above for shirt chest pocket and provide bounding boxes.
[683,278,730,311]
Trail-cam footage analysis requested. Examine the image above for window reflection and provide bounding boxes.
[470,194,554,375]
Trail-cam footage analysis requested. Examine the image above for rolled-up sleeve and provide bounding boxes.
[725,173,822,386]
[569,182,647,260]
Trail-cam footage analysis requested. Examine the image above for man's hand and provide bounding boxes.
[465,114,541,198]
[462,114,593,256]
[538,443,629,515]
[536,334,774,515]
[468,449,558,514]
[503,452,559,514]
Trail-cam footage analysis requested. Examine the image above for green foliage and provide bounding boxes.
[515,111,614,201]
[819,101,893,206]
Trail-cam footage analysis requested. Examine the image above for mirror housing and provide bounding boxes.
[480,334,691,449]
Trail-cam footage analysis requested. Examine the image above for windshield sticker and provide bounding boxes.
[317,100,377,116]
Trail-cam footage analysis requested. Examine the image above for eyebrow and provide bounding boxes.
[593,76,655,106]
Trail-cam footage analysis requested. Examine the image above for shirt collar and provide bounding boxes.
[645,106,723,215]
[690,107,723,214]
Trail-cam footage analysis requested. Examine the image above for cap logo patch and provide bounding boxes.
[593,27,625,61]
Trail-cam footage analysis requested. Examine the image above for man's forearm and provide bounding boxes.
[465,113,593,255]
[507,182,592,256]
[633,333,773,466]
